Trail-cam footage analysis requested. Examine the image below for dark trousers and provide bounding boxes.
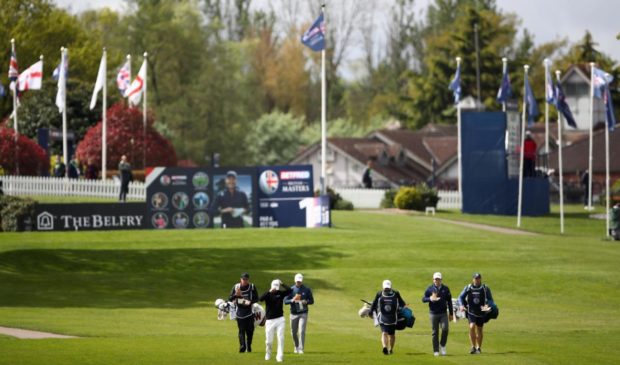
[524,159,535,177]
[429,313,449,352]
[236,316,254,351]
[119,181,130,202]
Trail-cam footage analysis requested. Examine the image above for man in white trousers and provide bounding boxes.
[259,279,292,362]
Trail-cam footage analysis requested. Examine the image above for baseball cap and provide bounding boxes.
[226,170,238,178]
[294,273,303,282]
[433,272,442,280]
[382,280,392,289]
[241,272,250,279]
[472,272,481,279]
[271,279,280,290]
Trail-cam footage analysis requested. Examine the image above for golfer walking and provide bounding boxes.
[260,279,292,362]
[229,272,259,353]
[284,273,314,354]
[422,272,454,356]
[458,273,495,354]
[370,279,407,355]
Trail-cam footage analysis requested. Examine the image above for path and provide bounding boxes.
[0,326,78,339]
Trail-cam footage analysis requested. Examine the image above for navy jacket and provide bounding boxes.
[284,285,314,315]
[458,284,494,317]
[422,284,454,315]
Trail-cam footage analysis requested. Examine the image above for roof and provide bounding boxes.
[548,128,620,173]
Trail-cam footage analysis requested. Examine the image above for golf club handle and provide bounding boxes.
[361,299,372,305]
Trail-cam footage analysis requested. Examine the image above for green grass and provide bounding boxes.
[0,209,619,364]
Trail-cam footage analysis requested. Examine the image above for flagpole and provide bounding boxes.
[605,86,610,238]
[588,62,594,210]
[61,47,68,178]
[556,70,565,234]
[456,56,463,209]
[102,48,107,181]
[544,58,550,167]
[126,54,131,106]
[320,4,327,195]
[501,57,507,112]
[10,39,19,175]
[517,65,529,228]
[143,52,148,170]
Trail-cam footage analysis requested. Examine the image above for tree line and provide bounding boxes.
[0,0,617,168]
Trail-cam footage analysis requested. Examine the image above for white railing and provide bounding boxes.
[334,187,461,210]
[0,175,146,201]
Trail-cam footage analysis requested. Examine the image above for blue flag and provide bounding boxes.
[604,86,616,131]
[301,13,325,52]
[497,69,512,103]
[52,59,69,81]
[545,67,555,104]
[592,66,613,99]
[448,63,461,104]
[554,81,577,128]
[524,76,539,126]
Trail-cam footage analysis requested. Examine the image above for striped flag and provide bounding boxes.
[116,60,131,97]
[8,48,18,81]
[126,59,146,106]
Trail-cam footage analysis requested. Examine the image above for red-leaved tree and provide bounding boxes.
[0,127,49,175]
[76,103,177,170]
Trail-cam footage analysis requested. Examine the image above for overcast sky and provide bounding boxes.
[55,0,620,67]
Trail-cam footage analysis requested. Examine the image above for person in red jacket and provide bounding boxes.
[523,131,537,177]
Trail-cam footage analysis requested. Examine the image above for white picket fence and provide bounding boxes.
[0,175,146,201]
[0,176,460,210]
[334,188,461,210]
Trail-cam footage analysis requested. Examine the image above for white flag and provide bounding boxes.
[17,60,43,91]
[55,51,67,113]
[126,59,146,106]
[90,53,106,110]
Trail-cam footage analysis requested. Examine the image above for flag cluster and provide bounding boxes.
[592,66,615,131]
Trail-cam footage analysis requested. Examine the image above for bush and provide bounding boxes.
[334,199,354,210]
[394,184,439,211]
[315,187,354,210]
[380,189,398,208]
[0,195,35,232]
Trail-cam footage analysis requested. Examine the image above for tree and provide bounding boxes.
[75,103,177,171]
[245,112,305,165]
[0,127,49,175]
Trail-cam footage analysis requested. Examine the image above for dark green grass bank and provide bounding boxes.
[0,210,619,364]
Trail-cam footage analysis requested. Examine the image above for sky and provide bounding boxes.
[55,0,620,69]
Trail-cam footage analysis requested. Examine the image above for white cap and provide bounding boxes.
[433,272,442,280]
[294,273,303,282]
[271,279,280,290]
[382,280,392,289]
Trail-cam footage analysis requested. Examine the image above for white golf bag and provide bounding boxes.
[214,298,237,320]
[452,299,466,320]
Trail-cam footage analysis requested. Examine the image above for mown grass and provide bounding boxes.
[0,209,619,364]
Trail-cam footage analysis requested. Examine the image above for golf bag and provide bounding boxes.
[483,303,499,323]
[252,303,266,327]
[214,298,236,320]
[452,299,466,320]
[395,307,415,330]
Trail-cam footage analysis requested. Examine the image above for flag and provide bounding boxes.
[90,53,106,110]
[56,52,67,113]
[554,81,577,128]
[17,60,43,91]
[545,66,555,104]
[448,62,461,104]
[116,60,131,97]
[8,48,18,81]
[126,59,146,106]
[301,13,325,52]
[524,75,539,125]
[592,66,613,99]
[497,69,512,103]
[604,86,616,131]
[52,58,68,81]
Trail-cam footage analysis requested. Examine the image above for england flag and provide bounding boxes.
[16,60,43,92]
[116,60,131,97]
[126,59,146,106]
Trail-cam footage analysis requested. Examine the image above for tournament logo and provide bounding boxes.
[193,212,210,228]
[192,172,209,189]
[172,212,189,228]
[151,192,169,210]
[193,192,209,210]
[152,212,169,229]
[172,192,189,210]
[37,211,54,230]
[259,170,279,195]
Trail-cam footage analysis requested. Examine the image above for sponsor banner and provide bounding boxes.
[300,195,331,228]
[34,203,145,231]
[146,167,257,229]
[257,165,314,228]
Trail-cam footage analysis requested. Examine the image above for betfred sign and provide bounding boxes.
[34,203,146,231]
